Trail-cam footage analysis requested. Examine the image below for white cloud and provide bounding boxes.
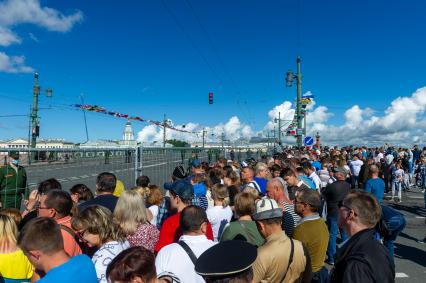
[137,116,254,145]
[0,0,83,32]
[0,27,21,46]
[0,52,33,73]
[137,88,426,147]
[0,0,83,73]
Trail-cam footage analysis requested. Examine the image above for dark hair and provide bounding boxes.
[37,178,62,195]
[136,175,150,187]
[204,268,254,283]
[18,217,63,255]
[281,168,296,178]
[301,161,313,170]
[180,205,208,233]
[96,172,117,193]
[259,217,282,226]
[106,246,156,283]
[70,184,94,202]
[297,188,321,212]
[270,164,281,173]
[44,190,73,218]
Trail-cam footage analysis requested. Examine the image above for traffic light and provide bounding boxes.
[208,92,213,104]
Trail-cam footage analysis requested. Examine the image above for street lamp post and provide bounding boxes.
[286,56,303,148]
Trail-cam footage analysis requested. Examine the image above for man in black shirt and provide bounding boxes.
[329,191,394,283]
[78,172,118,213]
[322,167,350,264]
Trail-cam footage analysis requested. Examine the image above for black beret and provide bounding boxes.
[195,241,257,277]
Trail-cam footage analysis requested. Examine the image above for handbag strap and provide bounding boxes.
[279,238,294,283]
[238,221,256,245]
[178,241,198,265]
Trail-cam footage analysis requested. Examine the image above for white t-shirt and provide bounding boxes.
[206,206,233,241]
[92,240,130,283]
[155,235,216,283]
[375,152,384,163]
[149,205,159,226]
[349,160,364,176]
[308,172,321,190]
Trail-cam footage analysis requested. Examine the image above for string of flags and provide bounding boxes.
[285,93,314,136]
[73,104,199,134]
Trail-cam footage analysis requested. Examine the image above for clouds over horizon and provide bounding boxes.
[136,88,426,146]
[0,0,82,73]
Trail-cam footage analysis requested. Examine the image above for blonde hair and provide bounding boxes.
[0,214,18,250]
[211,184,229,208]
[71,205,125,246]
[131,186,150,200]
[114,190,148,235]
[242,186,260,200]
[0,208,22,226]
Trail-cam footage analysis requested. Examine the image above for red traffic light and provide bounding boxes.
[209,92,213,104]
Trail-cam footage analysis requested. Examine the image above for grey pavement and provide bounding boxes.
[384,188,426,282]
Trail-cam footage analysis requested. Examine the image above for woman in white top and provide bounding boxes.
[392,163,405,202]
[206,184,233,241]
[72,205,130,283]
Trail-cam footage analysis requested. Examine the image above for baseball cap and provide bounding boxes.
[252,198,283,221]
[191,159,201,168]
[169,180,194,201]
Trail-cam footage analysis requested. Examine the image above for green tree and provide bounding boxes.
[166,139,190,147]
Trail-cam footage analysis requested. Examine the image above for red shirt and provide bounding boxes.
[154,211,214,253]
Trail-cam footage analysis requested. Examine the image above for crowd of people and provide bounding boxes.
[0,144,425,283]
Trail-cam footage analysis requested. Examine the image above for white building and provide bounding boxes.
[0,138,74,149]
[119,121,137,147]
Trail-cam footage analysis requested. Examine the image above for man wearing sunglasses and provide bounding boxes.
[329,191,395,283]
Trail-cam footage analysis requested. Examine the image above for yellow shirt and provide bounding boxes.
[113,180,125,197]
[0,249,33,282]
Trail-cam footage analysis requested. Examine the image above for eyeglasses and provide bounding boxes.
[338,201,357,215]
[37,206,50,210]
[293,199,308,206]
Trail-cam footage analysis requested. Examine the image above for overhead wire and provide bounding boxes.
[182,0,256,127]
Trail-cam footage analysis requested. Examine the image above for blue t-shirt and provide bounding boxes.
[253,177,267,195]
[364,178,385,203]
[299,176,316,189]
[38,255,97,283]
[312,161,322,171]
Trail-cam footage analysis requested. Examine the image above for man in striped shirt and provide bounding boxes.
[266,178,301,237]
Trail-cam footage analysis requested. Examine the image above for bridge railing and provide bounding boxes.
[0,146,267,193]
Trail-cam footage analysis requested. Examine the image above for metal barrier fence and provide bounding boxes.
[0,146,266,194]
[1,148,137,193]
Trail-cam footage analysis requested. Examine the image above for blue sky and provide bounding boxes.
[0,0,425,145]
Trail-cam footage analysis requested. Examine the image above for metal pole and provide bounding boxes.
[202,128,205,148]
[134,146,139,185]
[31,72,39,149]
[80,93,89,143]
[296,57,303,148]
[278,111,282,145]
[163,114,166,148]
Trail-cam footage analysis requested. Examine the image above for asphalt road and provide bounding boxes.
[25,151,213,192]
[385,188,426,282]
